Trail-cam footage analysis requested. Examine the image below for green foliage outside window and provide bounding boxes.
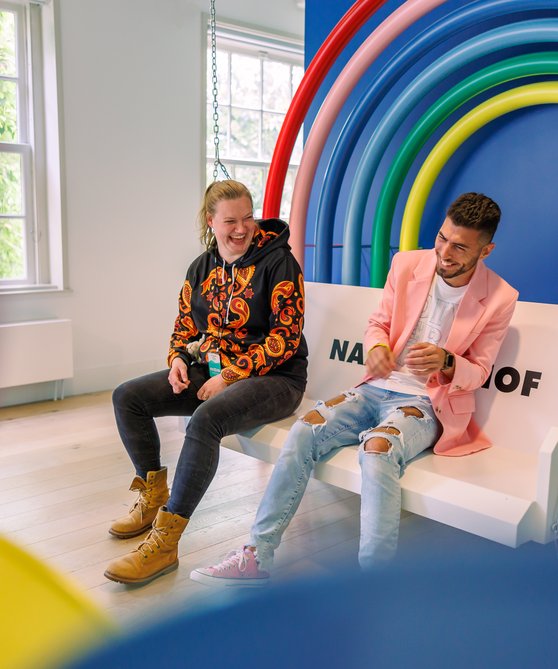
[0,152,24,279]
[0,9,25,280]
[0,218,24,279]
[0,10,17,142]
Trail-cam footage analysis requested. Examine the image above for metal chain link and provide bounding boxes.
[210,0,230,181]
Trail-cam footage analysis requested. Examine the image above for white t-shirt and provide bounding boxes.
[369,274,467,396]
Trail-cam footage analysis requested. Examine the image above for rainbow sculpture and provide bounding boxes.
[262,0,558,296]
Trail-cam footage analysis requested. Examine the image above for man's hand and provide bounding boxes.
[168,357,190,394]
[404,342,446,376]
[366,345,396,378]
[197,374,228,401]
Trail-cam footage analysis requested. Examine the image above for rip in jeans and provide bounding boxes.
[300,391,359,428]
[362,405,425,453]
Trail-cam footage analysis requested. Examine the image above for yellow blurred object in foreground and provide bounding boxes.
[0,536,115,669]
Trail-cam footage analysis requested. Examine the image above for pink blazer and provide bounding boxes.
[363,249,518,456]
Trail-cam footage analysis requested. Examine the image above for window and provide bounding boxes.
[0,0,62,291]
[206,21,304,219]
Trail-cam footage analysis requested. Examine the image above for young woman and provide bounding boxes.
[105,180,307,585]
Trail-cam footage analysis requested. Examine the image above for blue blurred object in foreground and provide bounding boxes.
[64,540,558,669]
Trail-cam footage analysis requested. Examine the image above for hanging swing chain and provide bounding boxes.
[210,0,230,181]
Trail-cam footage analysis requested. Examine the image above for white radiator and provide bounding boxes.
[0,319,73,397]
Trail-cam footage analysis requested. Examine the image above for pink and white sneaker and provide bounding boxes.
[190,547,270,587]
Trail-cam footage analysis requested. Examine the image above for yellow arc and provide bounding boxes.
[400,82,558,250]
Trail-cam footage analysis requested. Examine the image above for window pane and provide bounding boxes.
[0,152,23,214]
[0,11,17,77]
[0,217,25,280]
[0,80,18,141]
[263,61,290,112]
[234,165,263,217]
[292,127,303,164]
[231,54,260,108]
[230,107,259,159]
[205,26,303,218]
[262,111,284,161]
[292,65,303,94]
[280,168,296,220]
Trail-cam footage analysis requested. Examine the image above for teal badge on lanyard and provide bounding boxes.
[207,351,222,377]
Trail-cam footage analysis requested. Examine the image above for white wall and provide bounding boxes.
[0,0,304,406]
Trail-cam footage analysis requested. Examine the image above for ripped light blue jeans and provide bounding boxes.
[250,383,440,570]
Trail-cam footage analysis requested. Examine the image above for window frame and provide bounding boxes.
[0,0,63,293]
[204,18,304,219]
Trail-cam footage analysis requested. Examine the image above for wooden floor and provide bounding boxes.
[0,390,523,630]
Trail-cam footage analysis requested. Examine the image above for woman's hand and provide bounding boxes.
[197,374,228,401]
[168,357,190,394]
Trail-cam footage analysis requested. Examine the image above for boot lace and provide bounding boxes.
[129,483,151,519]
[137,525,168,557]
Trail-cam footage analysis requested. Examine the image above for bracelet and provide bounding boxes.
[369,342,391,354]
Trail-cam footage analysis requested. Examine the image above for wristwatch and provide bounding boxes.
[441,348,455,371]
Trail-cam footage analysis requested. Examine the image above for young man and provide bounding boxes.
[191,192,519,585]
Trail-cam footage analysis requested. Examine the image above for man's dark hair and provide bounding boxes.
[447,192,501,242]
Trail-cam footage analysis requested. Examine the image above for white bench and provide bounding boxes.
[216,281,558,549]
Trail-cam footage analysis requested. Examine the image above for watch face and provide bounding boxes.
[442,350,454,370]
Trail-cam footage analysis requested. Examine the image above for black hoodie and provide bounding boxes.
[168,218,308,390]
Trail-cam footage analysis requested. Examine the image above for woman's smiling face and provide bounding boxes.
[207,196,257,263]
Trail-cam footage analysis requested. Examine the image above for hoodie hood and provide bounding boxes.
[210,218,291,268]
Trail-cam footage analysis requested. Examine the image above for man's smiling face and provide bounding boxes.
[434,217,495,287]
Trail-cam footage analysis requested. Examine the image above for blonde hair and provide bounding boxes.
[198,180,254,250]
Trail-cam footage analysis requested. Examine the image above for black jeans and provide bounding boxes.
[112,364,304,518]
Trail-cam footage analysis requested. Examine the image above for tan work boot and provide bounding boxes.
[104,507,188,585]
[109,467,169,539]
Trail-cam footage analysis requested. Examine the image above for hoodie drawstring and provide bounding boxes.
[224,260,236,325]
